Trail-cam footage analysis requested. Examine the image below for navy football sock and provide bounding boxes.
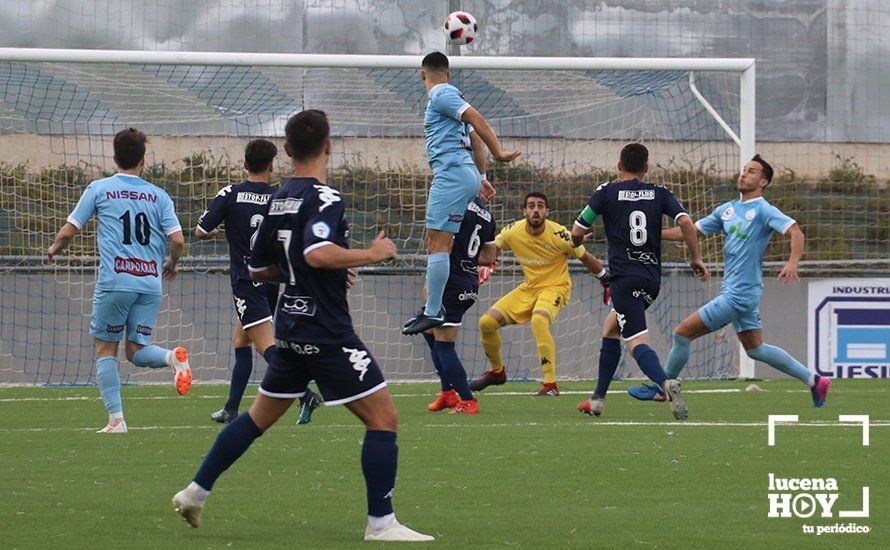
[593,337,621,398]
[434,340,473,400]
[194,413,263,491]
[224,346,253,414]
[632,344,668,387]
[362,430,398,518]
[422,332,448,391]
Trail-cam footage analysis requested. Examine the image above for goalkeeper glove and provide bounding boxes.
[595,269,610,305]
[478,259,497,285]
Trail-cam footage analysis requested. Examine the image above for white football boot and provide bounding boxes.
[96,419,128,434]
[172,486,205,528]
[663,379,688,420]
[364,518,435,542]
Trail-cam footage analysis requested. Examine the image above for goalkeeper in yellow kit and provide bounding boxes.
[470,192,609,396]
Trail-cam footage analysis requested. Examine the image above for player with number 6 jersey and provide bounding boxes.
[195,139,320,425]
[572,143,709,420]
[415,197,497,414]
[47,128,192,434]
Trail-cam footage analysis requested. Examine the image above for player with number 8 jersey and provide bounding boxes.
[572,143,709,420]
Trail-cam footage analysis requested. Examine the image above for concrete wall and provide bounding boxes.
[1,271,816,386]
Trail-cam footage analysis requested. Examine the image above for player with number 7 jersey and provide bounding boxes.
[571,143,708,420]
[195,139,321,425]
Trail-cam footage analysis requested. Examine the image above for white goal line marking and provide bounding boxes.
[1,387,887,404]
[2,420,889,434]
[0,388,741,403]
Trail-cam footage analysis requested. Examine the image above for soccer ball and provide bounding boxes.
[444,11,478,45]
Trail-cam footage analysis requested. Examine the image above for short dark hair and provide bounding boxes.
[620,143,648,174]
[751,154,774,183]
[422,51,449,73]
[524,191,548,208]
[244,139,278,173]
[284,110,330,162]
[113,128,147,170]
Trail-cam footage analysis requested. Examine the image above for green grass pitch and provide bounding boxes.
[1,379,886,549]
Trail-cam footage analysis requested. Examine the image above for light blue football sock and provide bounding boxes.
[424,252,450,316]
[96,356,122,414]
[132,345,170,369]
[665,333,692,379]
[746,344,813,386]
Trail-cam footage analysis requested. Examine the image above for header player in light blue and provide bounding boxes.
[628,155,831,407]
[402,51,520,335]
[47,128,193,433]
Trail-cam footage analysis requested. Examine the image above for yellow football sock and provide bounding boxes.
[479,313,504,373]
[531,313,556,383]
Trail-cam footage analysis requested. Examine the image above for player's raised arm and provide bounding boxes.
[677,215,709,282]
[305,230,397,270]
[469,128,495,201]
[461,107,520,163]
[776,222,804,285]
[571,184,606,247]
[195,185,230,240]
[49,181,99,259]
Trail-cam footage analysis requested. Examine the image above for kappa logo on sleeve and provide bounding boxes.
[314,185,341,212]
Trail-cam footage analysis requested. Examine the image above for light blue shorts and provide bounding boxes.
[90,290,162,345]
[426,163,482,233]
[698,293,761,334]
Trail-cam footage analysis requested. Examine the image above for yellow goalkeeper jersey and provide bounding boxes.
[495,219,586,291]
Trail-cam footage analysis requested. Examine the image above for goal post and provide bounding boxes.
[0,48,755,385]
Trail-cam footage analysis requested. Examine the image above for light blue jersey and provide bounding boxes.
[424,82,475,174]
[696,196,795,304]
[67,173,181,295]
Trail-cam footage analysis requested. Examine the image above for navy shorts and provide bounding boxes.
[442,284,479,327]
[609,275,661,341]
[259,334,387,406]
[232,280,279,329]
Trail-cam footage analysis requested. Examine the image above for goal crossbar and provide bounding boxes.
[0,47,754,72]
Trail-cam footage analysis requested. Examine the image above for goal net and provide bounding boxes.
[0,50,753,385]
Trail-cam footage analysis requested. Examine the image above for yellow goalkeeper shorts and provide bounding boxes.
[491,285,570,324]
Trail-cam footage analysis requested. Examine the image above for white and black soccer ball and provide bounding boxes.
[444,11,478,46]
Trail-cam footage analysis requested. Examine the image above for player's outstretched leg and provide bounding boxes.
[745,340,831,407]
[629,324,697,402]
[531,313,559,397]
[212,346,253,423]
[434,340,478,414]
[578,336,621,417]
[95,355,127,433]
[422,331,459,411]
[629,340,687,419]
[471,312,508,391]
[662,379,688,420]
[296,388,322,425]
[345,388,434,542]
[130,343,192,395]
[173,393,293,528]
